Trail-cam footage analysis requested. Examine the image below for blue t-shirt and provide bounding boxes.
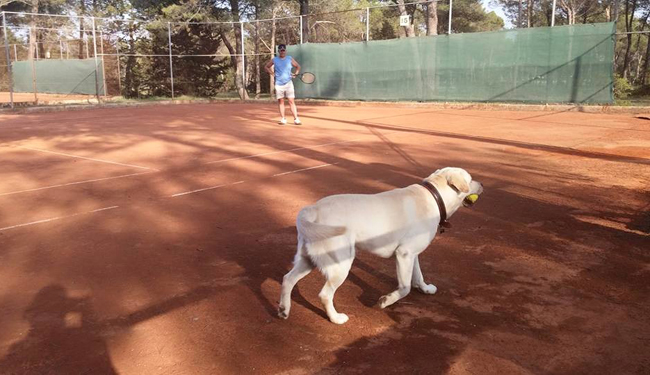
[273,56,293,86]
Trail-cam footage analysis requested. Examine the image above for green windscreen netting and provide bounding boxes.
[12,59,104,96]
[288,22,614,104]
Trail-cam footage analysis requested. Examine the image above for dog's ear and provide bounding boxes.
[429,174,447,188]
[447,173,470,193]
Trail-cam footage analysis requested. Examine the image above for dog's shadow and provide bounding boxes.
[348,258,395,308]
[292,287,329,320]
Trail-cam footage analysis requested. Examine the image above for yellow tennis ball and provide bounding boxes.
[466,194,479,203]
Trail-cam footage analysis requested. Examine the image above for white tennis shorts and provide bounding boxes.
[275,81,295,99]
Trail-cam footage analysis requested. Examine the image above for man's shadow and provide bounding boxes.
[0,284,117,374]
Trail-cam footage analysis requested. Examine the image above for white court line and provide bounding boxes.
[271,162,338,177]
[15,145,156,171]
[2,162,338,229]
[0,171,153,197]
[0,206,119,232]
[171,163,338,198]
[171,180,247,198]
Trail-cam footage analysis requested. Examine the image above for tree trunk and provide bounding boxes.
[396,0,415,37]
[527,0,532,28]
[624,34,633,78]
[28,0,39,60]
[79,0,86,59]
[124,22,136,97]
[643,34,650,84]
[229,0,249,100]
[299,0,309,43]
[635,49,643,83]
[426,0,438,36]
[622,0,639,78]
[633,13,650,83]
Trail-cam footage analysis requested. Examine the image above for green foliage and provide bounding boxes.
[439,0,504,33]
[614,75,633,99]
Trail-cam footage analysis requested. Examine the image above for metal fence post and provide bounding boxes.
[241,21,245,100]
[168,22,174,99]
[91,16,101,102]
[14,44,17,61]
[2,12,14,109]
[448,0,453,34]
[366,8,370,42]
[99,30,107,96]
[116,42,122,96]
[29,26,37,102]
[300,16,303,44]
[551,0,557,26]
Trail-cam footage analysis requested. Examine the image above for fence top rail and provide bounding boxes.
[2,1,442,27]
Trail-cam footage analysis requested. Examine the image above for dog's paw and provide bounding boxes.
[417,283,438,295]
[278,305,289,319]
[378,295,392,309]
[329,313,349,325]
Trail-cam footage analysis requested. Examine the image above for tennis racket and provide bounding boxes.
[296,72,315,84]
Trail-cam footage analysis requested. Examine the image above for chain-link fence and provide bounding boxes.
[0,1,458,107]
[0,0,619,107]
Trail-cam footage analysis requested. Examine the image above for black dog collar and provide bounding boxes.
[421,181,452,231]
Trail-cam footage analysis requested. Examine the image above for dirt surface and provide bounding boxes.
[0,103,648,374]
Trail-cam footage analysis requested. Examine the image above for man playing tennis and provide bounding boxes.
[265,44,301,125]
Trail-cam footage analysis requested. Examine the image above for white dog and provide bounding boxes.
[278,167,483,324]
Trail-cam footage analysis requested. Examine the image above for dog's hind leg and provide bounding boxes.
[278,251,313,320]
[379,247,416,309]
[411,255,437,295]
[319,263,352,324]
[313,236,354,324]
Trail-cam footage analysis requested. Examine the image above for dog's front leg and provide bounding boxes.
[379,247,415,309]
[412,255,437,295]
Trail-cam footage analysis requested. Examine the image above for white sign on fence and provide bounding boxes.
[399,15,410,27]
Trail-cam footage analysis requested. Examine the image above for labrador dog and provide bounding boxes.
[278,167,483,324]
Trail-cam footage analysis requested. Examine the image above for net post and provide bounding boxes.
[91,16,101,102]
[2,11,14,109]
[168,22,174,99]
[366,8,370,42]
[59,39,63,59]
[14,44,17,61]
[551,0,557,26]
[300,16,303,44]
[241,21,245,101]
[448,0,453,34]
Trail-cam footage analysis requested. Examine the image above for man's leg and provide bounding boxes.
[278,98,285,119]
[288,98,299,121]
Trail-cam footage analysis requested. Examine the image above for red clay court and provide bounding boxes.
[0,102,648,374]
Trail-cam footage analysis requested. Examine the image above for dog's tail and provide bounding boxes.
[296,206,347,242]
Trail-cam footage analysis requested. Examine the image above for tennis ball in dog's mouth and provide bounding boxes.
[465,194,479,204]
